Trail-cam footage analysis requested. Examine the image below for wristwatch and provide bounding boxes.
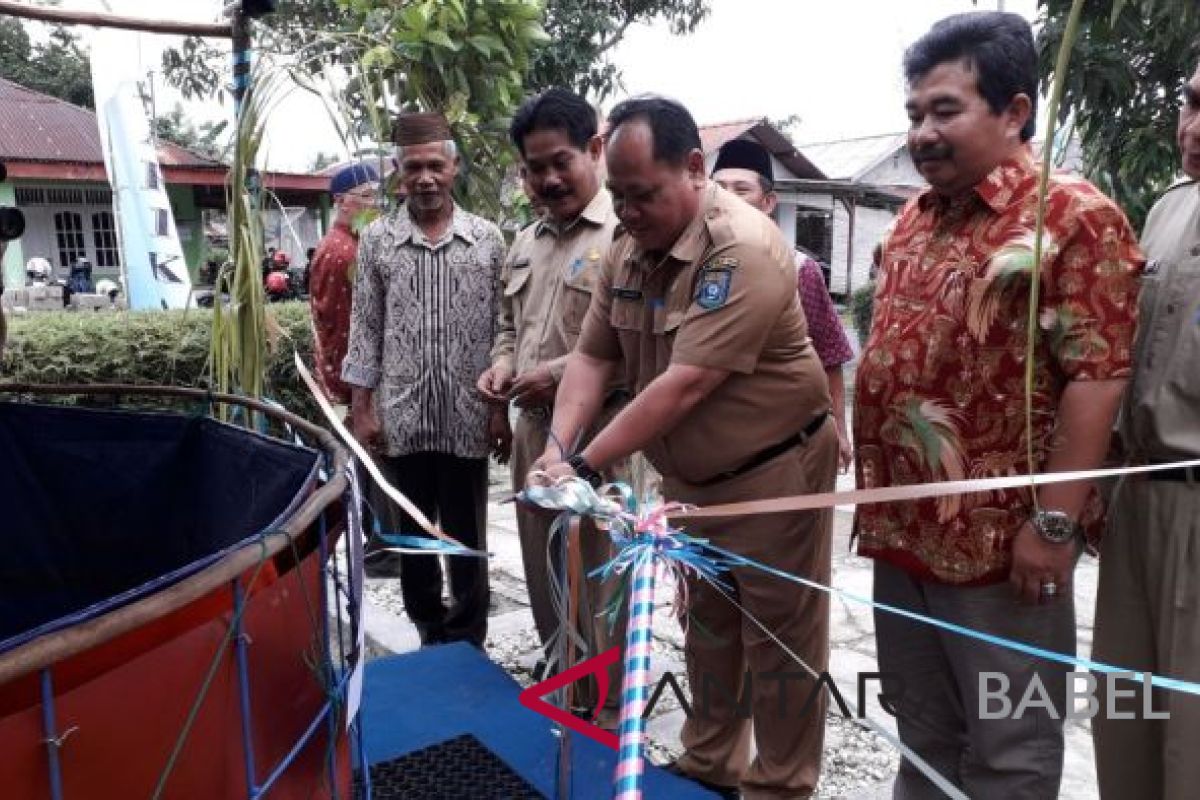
[567,454,603,488]
[1030,509,1081,545]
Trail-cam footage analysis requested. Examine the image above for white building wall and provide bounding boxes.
[829,203,896,298]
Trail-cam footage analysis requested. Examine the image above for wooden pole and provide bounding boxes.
[0,0,233,38]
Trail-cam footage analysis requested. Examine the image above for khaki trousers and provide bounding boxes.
[510,409,626,719]
[669,419,838,799]
[1093,476,1200,800]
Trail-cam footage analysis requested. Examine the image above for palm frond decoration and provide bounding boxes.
[208,68,288,421]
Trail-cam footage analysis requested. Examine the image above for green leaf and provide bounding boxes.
[424,30,460,50]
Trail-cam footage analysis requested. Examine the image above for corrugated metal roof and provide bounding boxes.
[0,77,221,168]
[799,132,908,181]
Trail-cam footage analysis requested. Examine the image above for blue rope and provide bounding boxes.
[702,541,1200,697]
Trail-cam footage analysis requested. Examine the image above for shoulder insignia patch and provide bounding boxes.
[696,260,735,310]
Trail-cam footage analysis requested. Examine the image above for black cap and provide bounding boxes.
[712,138,773,184]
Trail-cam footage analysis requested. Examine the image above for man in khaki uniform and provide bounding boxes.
[477,88,625,722]
[1092,60,1200,799]
[530,96,837,800]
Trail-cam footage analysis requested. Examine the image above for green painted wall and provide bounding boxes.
[166,184,203,281]
[0,181,24,290]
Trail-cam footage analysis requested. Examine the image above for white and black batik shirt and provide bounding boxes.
[342,203,504,459]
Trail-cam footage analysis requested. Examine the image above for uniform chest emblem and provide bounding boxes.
[569,257,585,276]
[695,257,737,310]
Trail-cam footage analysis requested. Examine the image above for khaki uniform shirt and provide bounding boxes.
[1120,179,1200,461]
[576,182,831,485]
[491,190,617,381]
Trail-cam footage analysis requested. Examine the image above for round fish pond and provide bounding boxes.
[0,388,356,799]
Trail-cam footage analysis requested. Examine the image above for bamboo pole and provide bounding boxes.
[0,0,232,38]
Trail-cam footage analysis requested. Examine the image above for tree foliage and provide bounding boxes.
[0,18,93,109]
[1039,0,1200,230]
[152,104,230,161]
[158,0,711,216]
[528,0,710,99]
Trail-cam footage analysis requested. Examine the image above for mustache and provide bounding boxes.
[539,186,571,201]
[912,146,953,164]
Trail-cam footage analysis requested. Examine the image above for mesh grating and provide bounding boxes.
[356,733,546,799]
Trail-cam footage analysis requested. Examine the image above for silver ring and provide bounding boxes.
[1040,581,1058,597]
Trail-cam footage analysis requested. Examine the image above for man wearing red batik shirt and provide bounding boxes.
[309,161,380,405]
[854,12,1142,798]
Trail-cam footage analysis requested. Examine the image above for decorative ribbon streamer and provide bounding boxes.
[613,551,657,800]
[672,458,1200,521]
[294,353,485,556]
[522,479,728,799]
[374,531,489,558]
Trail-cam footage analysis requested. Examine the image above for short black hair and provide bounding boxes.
[904,11,1038,142]
[509,88,597,157]
[605,95,701,166]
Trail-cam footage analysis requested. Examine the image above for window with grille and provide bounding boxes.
[92,211,121,267]
[153,208,170,236]
[146,162,161,190]
[54,211,87,268]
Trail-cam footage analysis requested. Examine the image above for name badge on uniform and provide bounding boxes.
[695,256,738,310]
[612,287,643,301]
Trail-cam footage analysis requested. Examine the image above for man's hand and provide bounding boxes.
[488,406,512,464]
[349,403,384,453]
[477,363,514,403]
[525,458,577,488]
[511,365,557,409]
[1009,521,1077,605]
[836,425,853,474]
[525,446,568,487]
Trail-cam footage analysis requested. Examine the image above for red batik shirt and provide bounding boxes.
[853,155,1143,585]
[308,222,359,405]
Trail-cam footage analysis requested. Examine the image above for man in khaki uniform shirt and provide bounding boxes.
[477,88,625,722]
[530,96,837,800]
[1092,61,1200,799]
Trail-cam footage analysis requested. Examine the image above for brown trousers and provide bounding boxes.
[511,410,626,719]
[669,419,838,799]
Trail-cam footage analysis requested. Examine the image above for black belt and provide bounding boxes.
[693,411,829,488]
[1147,465,1200,483]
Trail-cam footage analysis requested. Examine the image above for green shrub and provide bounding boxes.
[0,302,322,422]
[849,281,876,348]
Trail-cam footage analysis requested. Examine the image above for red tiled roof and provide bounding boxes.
[698,118,760,154]
[0,77,220,168]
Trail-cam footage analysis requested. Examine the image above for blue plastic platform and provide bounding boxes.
[359,643,718,798]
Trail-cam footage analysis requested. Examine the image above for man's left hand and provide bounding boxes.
[510,365,556,409]
[1009,521,1077,605]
